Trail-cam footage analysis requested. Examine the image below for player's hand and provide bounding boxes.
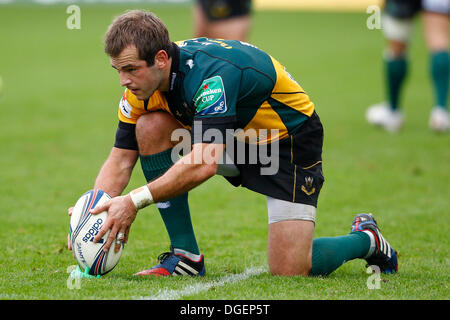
[67,206,74,251]
[91,195,137,253]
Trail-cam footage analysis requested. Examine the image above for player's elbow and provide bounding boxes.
[197,162,218,181]
[188,143,222,181]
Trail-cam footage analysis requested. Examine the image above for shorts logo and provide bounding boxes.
[301,176,316,196]
[193,76,227,116]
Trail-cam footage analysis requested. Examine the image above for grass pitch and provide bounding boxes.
[0,4,449,300]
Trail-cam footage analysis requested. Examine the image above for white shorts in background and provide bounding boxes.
[422,0,450,15]
[382,13,414,42]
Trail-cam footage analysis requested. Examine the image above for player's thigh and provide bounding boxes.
[193,3,209,38]
[267,217,314,276]
[422,11,449,51]
[382,0,420,53]
[194,0,251,40]
[206,16,250,41]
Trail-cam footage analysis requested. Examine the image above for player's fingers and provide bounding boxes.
[114,228,127,253]
[90,201,109,215]
[124,226,130,244]
[67,233,72,251]
[68,207,74,216]
[104,224,120,253]
[93,216,113,244]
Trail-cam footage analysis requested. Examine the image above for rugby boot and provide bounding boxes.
[351,213,398,274]
[429,107,449,132]
[134,247,205,276]
[366,102,404,132]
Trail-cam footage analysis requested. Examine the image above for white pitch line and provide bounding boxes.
[137,266,266,300]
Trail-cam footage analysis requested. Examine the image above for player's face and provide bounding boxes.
[110,45,168,100]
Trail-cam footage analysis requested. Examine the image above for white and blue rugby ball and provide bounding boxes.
[69,189,123,276]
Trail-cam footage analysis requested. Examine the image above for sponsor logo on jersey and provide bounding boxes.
[119,94,132,119]
[186,59,194,69]
[193,76,227,116]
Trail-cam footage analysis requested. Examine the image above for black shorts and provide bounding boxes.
[224,112,325,207]
[198,0,252,21]
[385,0,450,18]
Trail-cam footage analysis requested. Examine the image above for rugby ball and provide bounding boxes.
[69,189,123,276]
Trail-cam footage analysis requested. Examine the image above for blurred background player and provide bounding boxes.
[193,0,252,41]
[366,0,449,132]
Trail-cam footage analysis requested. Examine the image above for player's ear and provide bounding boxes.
[154,49,169,69]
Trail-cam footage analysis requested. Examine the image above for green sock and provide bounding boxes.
[385,55,408,110]
[310,232,370,277]
[140,149,200,255]
[430,51,449,109]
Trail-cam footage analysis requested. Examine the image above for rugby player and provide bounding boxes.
[69,10,398,277]
[366,0,449,132]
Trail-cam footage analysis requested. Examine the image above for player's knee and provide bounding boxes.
[136,112,182,155]
[269,260,311,277]
[267,217,314,277]
[386,41,408,58]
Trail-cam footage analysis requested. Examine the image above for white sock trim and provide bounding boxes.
[362,230,376,258]
[173,248,202,262]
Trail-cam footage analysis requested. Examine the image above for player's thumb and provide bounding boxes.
[90,202,108,215]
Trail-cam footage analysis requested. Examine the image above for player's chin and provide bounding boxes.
[132,89,151,100]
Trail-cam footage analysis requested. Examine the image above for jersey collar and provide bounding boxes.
[165,42,194,126]
[168,42,180,93]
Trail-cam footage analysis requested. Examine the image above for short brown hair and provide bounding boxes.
[104,10,172,66]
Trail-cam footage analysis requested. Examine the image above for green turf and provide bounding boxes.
[0,4,448,300]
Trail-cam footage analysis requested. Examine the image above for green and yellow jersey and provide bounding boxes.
[117,86,192,128]
[114,38,315,149]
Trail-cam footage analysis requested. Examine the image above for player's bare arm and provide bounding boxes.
[93,147,139,197]
[67,147,138,250]
[92,143,225,253]
[149,143,224,202]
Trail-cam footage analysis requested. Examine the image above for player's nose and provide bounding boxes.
[119,71,132,87]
